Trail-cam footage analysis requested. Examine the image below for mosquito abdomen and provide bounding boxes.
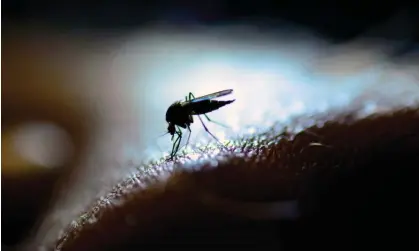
[191,99,235,115]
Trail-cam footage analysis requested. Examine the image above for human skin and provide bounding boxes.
[50,108,418,251]
[2,29,418,251]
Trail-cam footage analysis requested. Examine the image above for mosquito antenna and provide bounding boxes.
[153,131,170,150]
[150,131,171,159]
[157,132,170,138]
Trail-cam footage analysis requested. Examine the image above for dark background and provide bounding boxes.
[3,0,418,47]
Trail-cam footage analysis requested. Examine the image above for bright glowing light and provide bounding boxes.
[289,100,306,114]
[129,33,419,162]
[247,127,256,135]
[216,131,226,143]
[226,116,240,132]
[188,153,200,161]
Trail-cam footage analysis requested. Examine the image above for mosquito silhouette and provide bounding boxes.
[165,89,235,159]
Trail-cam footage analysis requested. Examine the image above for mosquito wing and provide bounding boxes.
[188,89,233,103]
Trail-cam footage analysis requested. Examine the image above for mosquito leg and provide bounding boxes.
[179,125,193,149]
[177,118,193,152]
[171,134,181,159]
[174,127,183,156]
[197,115,228,151]
[185,124,192,147]
[169,128,183,159]
[203,113,230,128]
[169,135,180,159]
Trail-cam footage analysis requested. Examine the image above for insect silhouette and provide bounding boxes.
[165,89,235,159]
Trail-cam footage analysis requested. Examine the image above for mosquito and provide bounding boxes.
[165,89,235,159]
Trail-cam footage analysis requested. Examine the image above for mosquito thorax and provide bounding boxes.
[165,101,183,123]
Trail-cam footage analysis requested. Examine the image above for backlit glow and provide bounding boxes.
[32,26,419,249]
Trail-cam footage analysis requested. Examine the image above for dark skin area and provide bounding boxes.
[52,108,418,251]
[2,2,418,250]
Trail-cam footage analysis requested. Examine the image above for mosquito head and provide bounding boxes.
[167,123,176,137]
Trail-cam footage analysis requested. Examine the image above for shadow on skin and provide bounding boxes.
[54,107,418,251]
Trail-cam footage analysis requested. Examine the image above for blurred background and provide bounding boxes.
[2,0,419,250]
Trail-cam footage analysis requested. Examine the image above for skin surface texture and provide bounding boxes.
[53,107,418,251]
